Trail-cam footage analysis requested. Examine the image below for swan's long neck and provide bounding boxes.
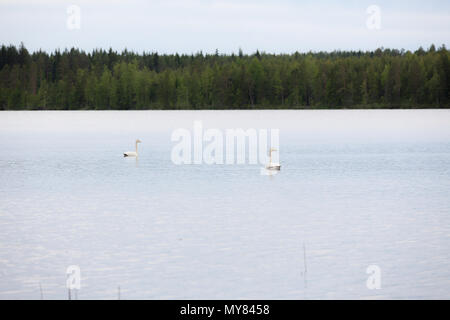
[135,142,139,154]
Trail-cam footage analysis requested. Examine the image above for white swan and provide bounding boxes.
[265,148,281,170]
[124,139,141,157]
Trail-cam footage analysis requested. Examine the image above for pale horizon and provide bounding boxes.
[1,0,449,54]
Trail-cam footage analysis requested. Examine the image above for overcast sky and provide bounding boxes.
[0,0,449,54]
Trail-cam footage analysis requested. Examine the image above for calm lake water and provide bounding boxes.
[1,110,450,300]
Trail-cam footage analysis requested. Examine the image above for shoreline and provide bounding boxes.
[1,104,450,111]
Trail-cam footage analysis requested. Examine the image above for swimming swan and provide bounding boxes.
[124,139,141,157]
[265,148,281,170]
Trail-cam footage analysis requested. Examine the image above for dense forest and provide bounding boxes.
[0,43,449,110]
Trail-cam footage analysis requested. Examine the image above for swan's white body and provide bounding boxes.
[124,139,141,157]
[266,163,281,170]
[265,148,281,170]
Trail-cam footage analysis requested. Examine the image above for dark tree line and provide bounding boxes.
[0,43,449,110]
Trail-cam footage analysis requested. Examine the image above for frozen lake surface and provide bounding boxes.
[0,110,450,299]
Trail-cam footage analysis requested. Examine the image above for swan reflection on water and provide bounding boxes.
[260,167,280,176]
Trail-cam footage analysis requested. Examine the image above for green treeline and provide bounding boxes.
[0,43,449,110]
